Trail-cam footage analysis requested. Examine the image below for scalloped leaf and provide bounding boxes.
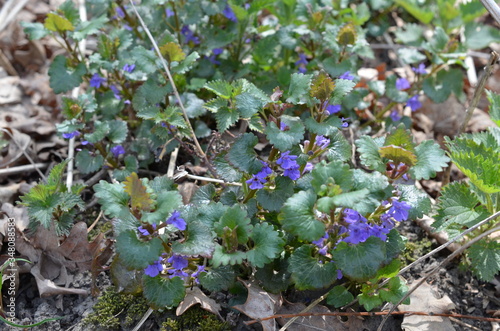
[468,240,500,281]
[286,73,312,104]
[124,173,154,212]
[310,71,335,101]
[332,237,386,282]
[379,146,417,166]
[199,265,236,292]
[246,223,285,268]
[254,258,291,293]
[44,12,74,32]
[398,184,431,220]
[211,245,247,268]
[264,115,305,151]
[75,150,104,174]
[311,160,353,194]
[143,275,185,309]
[115,230,163,269]
[411,140,449,180]
[204,80,233,99]
[214,205,252,244]
[337,22,357,46]
[227,133,263,174]
[160,42,186,62]
[256,176,294,212]
[304,116,342,136]
[48,55,87,93]
[326,286,354,308]
[171,220,215,258]
[288,245,337,290]
[215,106,239,132]
[330,78,356,104]
[279,190,325,242]
[355,136,386,172]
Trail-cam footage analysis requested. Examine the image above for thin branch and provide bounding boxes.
[129,2,217,177]
[480,0,500,26]
[279,293,329,331]
[377,223,500,331]
[0,162,49,176]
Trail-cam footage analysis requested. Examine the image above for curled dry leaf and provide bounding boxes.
[233,280,283,331]
[176,286,222,319]
[0,76,22,105]
[398,279,456,331]
[0,127,32,168]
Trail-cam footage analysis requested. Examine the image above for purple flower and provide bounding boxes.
[165,8,174,18]
[110,85,121,100]
[341,117,349,128]
[407,95,422,111]
[81,140,90,145]
[390,110,401,122]
[412,63,427,75]
[388,198,411,222]
[222,4,237,22]
[315,135,330,149]
[283,165,301,180]
[115,6,125,18]
[245,38,251,43]
[277,151,298,170]
[325,104,341,115]
[295,53,308,66]
[368,224,390,241]
[138,223,156,236]
[280,122,289,131]
[192,265,206,284]
[167,255,189,270]
[111,145,125,157]
[339,71,354,80]
[298,67,307,74]
[343,222,370,244]
[144,258,163,277]
[168,269,189,279]
[62,130,80,139]
[166,210,187,230]
[396,78,410,91]
[123,63,136,73]
[312,232,329,255]
[256,161,272,179]
[246,175,266,190]
[123,24,133,31]
[303,162,314,174]
[181,26,200,44]
[89,73,106,88]
[213,48,223,55]
[343,208,362,224]
[337,269,343,280]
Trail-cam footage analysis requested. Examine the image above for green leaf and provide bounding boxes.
[385,229,407,262]
[379,146,417,167]
[213,152,242,182]
[256,176,294,212]
[215,106,239,132]
[351,170,392,215]
[304,116,342,136]
[379,277,409,304]
[214,205,252,244]
[288,245,337,290]
[433,182,490,232]
[141,191,183,225]
[397,48,426,65]
[468,240,500,281]
[311,160,353,194]
[330,79,356,105]
[48,55,87,93]
[332,237,386,282]
[394,23,424,45]
[204,80,233,99]
[381,124,416,162]
[58,0,79,24]
[132,78,170,119]
[317,189,370,213]
[411,140,449,180]
[21,22,49,40]
[375,258,401,280]
[73,15,108,40]
[286,73,312,104]
[160,42,185,62]
[398,184,431,220]
[85,120,109,143]
[113,155,138,182]
[172,51,200,74]
[464,22,500,50]
[255,258,291,293]
[93,180,134,221]
[246,223,285,268]
[279,190,325,242]
[143,275,185,309]
[326,286,354,308]
[211,245,247,268]
[75,150,104,174]
[44,13,74,32]
[123,173,154,212]
[326,129,352,162]
[385,75,408,103]
[108,120,128,143]
[265,115,305,151]
[199,265,236,291]
[486,90,500,126]
[394,0,433,24]
[195,202,228,228]
[172,220,215,258]
[460,1,487,23]
[115,230,163,269]
[428,26,449,52]
[368,80,385,97]
[235,92,266,118]
[423,69,463,103]
[191,184,216,205]
[358,292,383,311]
[227,133,263,174]
[356,136,386,172]
[131,46,159,74]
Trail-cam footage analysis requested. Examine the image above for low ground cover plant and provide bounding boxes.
[11,0,500,326]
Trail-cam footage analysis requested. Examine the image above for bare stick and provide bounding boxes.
[129,2,214,176]
[377,223,500,331]
[458,51,498,135]
[480,0,500,26]
[132,307,153,331]
[0,162,49,176]
[279,293,329,331]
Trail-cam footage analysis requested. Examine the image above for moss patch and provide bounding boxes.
[161,305,231,331]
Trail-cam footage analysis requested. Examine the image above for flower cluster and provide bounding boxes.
[314,135,330,149]
[396,77,410,91]
[277,151,300,180]
[407,95,422,111]
[295,53,308,74]
[138,223,156,236]
[166,210,187,230]
[181,26,200,44]
[110,145,125,157]
[143,254,206,284]
[246,161,272,190]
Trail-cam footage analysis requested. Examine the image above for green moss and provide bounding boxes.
[160,305,231,331]
[402,237,433,265]
[83,286,149,330]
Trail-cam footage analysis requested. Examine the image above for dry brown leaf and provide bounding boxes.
[233,280,283,331]
[0,127,32,168]
[0,76,22,105]
[419,95,465,137]
[0,182,22,204]
[0,203,29,236]
[276,300,366,331]
[178,181,198,204]
[398,279,456,331]
[30,263,88,297]
[176,287,222,318]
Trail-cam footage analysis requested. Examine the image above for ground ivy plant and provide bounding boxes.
[17,0,499,316]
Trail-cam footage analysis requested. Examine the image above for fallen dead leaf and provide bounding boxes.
[233,280,283,331]
[0,76,22,105]
[398,279,456,331]
[176,286,222,319]
[0,127,32,167]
